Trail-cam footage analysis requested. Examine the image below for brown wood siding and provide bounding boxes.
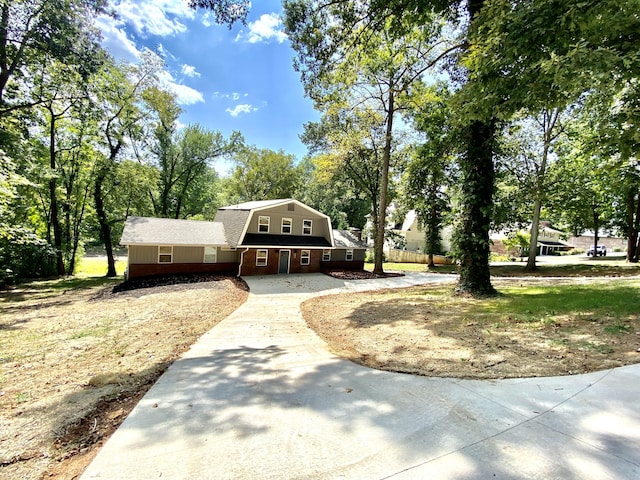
[240,248,278,275]
[239,248,324,276]
[289,249,322,274]
[127,263,237,279]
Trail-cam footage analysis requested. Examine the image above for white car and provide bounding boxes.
[587,245,607,256]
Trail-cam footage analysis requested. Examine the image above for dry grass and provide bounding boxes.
[302,278,640,379]
[0,275,247,480]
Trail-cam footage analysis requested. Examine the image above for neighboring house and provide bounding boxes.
[394,210,453,253]
[490,222,573,256]
[120,199,367,279]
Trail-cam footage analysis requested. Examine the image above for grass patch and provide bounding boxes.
[482,283,640,321]
[366,259,640,277]
[302,279,640,380]
[76,256,127,277]
[365,262,457,273]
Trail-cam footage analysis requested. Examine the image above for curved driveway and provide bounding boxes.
[82,273,640,479]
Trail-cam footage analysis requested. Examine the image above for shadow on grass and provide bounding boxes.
[490,263,640,277]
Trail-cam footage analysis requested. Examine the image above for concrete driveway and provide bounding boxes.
[82,273,640,479]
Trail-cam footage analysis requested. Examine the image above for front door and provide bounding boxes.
[278,250,290,274]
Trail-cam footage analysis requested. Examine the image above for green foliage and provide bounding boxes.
[295,156,369,230]
[404,83,457,258]
[503,231,530,257]
[187,0,249,26]
[223,146,301,204]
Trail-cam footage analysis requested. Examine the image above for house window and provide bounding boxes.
[322,249,331,261]
[282,218,292,234]
[301,250,310,265]
[158,246,173,263]
[346,249,354,261]
[204,246,217,263]
[256,249,268,267]
[303,219,312,235]
[258,216,270,233]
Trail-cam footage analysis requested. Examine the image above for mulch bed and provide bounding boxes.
[111,273,249,294]
[322,269,405,280]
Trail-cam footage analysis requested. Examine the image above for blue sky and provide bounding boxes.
[97,0,319,172]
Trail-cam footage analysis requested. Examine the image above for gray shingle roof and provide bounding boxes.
[212,209,251,247]
[120,216,227,246]
[333,230,368,249]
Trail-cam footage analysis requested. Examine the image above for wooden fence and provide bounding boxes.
[386,249,454,265]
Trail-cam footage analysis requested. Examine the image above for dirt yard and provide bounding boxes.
[2,266,639,480]
[302,277,640,379]
[0,275,248,480]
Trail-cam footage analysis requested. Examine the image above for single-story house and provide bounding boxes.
[490,221,573,256]
[120,199,367,279]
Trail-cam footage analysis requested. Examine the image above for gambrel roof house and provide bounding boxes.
[120,199,367,279]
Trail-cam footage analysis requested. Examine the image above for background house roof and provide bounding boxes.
[333,230,368,249]
[120,217,227,246]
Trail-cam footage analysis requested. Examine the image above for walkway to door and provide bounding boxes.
[82,273,640,479]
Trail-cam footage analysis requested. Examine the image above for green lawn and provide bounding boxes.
[366,260,640,277]
[75,256,127,277]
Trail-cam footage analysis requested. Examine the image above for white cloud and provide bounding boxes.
[156,43,177,61]
[213,91,247,101]
[157,71,205,106]
[226,104,258,117]
[237,13,287,44]
[111,0,193,37]
[96,15,142,62]
[201,11,214,27]
[181,64,201,78]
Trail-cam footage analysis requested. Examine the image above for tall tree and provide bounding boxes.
[92,58,155,276]
[285,4,451,274]
[141,88,238,219]
[224,146,301,204]
[496,109,568,271]
[302,110,391,246]
[404,84,457,267]
[0,0,105,115]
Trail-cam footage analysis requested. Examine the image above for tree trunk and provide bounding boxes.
[626,189,639,262]
[374,89,395,275]
[456,120,496,296]
[526,198,542,271]
[48,108,65,276]
[94,166,117,277]
[454,0,496,295]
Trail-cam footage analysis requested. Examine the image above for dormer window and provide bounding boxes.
[258,216,270,233]
[303,219,312,235]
